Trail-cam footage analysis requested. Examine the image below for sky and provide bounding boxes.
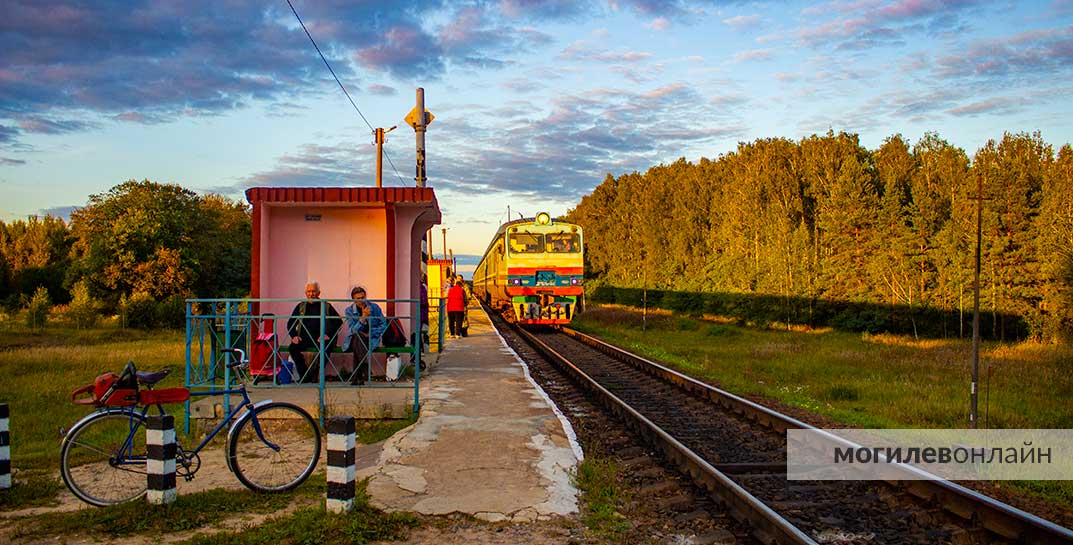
[2,0,1073,260]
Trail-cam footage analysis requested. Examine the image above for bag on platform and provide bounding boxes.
[386,355,402,381]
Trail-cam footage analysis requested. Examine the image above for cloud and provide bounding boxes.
[946,97,1025,116]
[498,0,590,20]
[648,17,670,31]
[1,157,26,166]
[39,205,78,220]
[0,125,19,145]
[723,14,761,28]
[367,84,398,96]
[733,48,772,62]
[208,141,388,196]
[0,1,558,147]
[559,41,653,62]
[795,0,982,50]
[17,116,97,134]
[931,25,1073,81]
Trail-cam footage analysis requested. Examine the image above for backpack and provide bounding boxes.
[381,318,407,347]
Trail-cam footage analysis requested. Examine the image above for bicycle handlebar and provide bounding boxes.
[220,348,247,368]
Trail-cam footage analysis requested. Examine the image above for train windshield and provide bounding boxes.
[546,232,580,253]
[508,232,544,253]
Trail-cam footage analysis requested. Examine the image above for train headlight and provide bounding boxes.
[535,212,551,225]
[570,278,578,285]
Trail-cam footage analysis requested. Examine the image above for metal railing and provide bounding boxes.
[184,297,442,428]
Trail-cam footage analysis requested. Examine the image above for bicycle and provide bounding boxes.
[60,348,321,507]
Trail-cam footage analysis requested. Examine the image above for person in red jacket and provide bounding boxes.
[446,277,467,338]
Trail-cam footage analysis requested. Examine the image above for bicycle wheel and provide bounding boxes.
[60,410,148,506]
[227,402,320,492]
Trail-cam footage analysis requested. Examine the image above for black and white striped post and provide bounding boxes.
[0,403,9,490]
[146,414,176,505]
[326,416,356,513]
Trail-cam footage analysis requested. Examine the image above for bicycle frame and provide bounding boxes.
[93,384,279,471]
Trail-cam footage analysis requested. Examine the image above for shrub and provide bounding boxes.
[25,286,51,330]
[123,292,159,330]
[67,281,99,329]
[156,294,186,330]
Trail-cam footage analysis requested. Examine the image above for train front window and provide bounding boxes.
[546,232,580,253]
[509,232,544,254]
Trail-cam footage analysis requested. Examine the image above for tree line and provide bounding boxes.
[1,180,251,325]
[567,131,1073,342]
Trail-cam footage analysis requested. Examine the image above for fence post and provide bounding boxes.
[146,414,176,505]
[0,403,9,490]
[326,416,356,513]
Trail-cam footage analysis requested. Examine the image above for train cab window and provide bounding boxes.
[546,232,580,253]
[509,232,544,253]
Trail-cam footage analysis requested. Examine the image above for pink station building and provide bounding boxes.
[245,187,442,338]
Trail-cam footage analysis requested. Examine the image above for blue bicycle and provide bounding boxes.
[60,348,321,506]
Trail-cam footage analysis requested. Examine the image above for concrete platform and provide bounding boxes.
[362,307,583,521]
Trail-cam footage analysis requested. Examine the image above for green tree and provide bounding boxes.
[68,180,251,303]
[25,286,51,330]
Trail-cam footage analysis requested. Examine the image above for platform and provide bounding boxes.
[362,306,583,521]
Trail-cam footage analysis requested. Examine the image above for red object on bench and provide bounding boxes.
[250,316,281,379]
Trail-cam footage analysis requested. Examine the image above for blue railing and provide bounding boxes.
[184,297,434,429]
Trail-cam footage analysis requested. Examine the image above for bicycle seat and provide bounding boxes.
[135,369,171,385]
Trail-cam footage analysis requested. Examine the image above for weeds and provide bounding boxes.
[574,457,630,541]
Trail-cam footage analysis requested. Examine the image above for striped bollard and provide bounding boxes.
[0,403,9,490]
[146,414,176,505]
[326,416,356,513]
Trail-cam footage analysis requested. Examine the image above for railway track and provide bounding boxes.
[491,312,1073,545]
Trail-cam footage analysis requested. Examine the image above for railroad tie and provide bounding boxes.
[0,403,9,490]
[146,414,177,504]
[326,416,356,513]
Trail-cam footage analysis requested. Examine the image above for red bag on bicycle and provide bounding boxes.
[72,363,139,407]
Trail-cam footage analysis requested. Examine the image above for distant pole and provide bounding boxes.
[415,88,427,187]
[970,174,983,429]
[375,128,384,188]
[441,228,448,261]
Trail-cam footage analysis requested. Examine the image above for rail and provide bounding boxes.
[557,327,1073,544]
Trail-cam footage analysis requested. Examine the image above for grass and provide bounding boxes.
[572,304,1073,508]
[357,413,417,444]
[573,457,630,541]
[573,305,1073,430]
[0,318,186,474]
[0,470,65,509]
[11,482,315,540]
[175,480,418,545]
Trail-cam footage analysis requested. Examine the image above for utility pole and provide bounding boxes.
[441,228,448,261]
[970,173,984,429]
[374,126,396,188]
[415,88,427,187]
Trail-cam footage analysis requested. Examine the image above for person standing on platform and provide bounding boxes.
[446,277,467,339]
[343,286,386,385]
[287,281,342,383]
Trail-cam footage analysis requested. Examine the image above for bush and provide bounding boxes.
[156,294,186,330]
[25,286,50,330]
[67,281,99,329]
[122,292,159,329]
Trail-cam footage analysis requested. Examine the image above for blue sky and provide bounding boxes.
[2,0,1072,257]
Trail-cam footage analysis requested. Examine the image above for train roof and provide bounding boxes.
[478,215,582,263]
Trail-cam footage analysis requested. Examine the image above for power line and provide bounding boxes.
[285,0,374,132]
[382,148,407,186]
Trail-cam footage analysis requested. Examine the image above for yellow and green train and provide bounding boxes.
[472,212,584,325]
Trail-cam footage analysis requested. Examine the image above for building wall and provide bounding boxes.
[260,206,387,321]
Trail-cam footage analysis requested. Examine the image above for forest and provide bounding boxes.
[567,131,1073,342]
[0,180,251,324]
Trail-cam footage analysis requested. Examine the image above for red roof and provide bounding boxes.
[246,187,437,206]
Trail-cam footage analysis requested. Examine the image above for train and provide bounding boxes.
[472,212,584,325]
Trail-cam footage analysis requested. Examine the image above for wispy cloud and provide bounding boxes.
[648,17,670,31]
[723,14,761,28]
[733,48,773,63]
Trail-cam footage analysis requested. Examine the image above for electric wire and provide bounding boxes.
[285,0,373,132]
[382,148,407,186]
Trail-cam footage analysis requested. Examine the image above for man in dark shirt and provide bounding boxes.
[287,281,342,383]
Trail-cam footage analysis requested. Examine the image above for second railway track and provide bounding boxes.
[488,308,1073,545]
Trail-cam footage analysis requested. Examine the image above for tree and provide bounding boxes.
[68,179,251,303]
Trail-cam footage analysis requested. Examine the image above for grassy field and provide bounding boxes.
[0,318,187,474]
[572,305,1073,430]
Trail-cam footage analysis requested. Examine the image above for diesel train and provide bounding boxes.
[472,212,584,325]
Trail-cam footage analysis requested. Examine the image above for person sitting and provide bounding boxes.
[287,281,342,383]
[446,277,467,339]
[342,286,386,385]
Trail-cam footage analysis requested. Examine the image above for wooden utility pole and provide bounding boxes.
[970,174,984,429]
[373,126,396,188]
